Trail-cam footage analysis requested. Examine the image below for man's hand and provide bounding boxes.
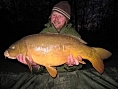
[66,54,86,66]
[16,54,40,72]
[16,54,37,65]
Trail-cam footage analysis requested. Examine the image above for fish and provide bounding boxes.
[4,33,112,78]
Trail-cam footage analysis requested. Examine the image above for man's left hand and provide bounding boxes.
[66,54,86,66]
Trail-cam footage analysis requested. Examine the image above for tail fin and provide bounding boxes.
[89,56,104,74]
[89,47,112,74]
[93,47,112,60]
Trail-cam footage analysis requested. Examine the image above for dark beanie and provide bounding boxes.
[52,1,71,20]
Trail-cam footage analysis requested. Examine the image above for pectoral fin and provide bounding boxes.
[45,66,57,78]
[25,58,32,73]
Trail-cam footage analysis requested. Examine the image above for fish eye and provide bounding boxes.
[10,46,15,49]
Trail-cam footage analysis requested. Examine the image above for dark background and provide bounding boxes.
[0,0,117,73]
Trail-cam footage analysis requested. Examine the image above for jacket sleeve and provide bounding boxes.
[40,23,58,33]
[40,23,51,33]
[40,28,49,33]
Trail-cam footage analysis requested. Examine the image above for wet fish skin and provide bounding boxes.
[4,33,112,77]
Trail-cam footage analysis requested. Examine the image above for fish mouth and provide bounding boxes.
[4,50,16,59]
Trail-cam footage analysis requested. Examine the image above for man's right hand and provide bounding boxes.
[16,54,37,66]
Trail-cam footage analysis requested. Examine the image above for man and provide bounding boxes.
[2,1,118,89]
[40,1,81,37]
[16,1,83,72]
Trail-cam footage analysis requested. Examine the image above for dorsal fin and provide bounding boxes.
[41,33,87,44]
[63,34,87,44]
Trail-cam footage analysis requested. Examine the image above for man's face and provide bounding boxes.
[50,11,67,30]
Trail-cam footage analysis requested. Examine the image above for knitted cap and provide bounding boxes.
[52,1,71,20]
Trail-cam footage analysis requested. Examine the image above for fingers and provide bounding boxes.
[78,55,86,64]
[67,55,73,66]
[16,54,27,65]
[67,54,79,66]
[66,55,86,66]
[74,58,79,65]
[16,54,37,65]
[32,65,40,69]
[29,55,37,65]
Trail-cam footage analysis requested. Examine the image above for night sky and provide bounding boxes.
[0,0,117,72]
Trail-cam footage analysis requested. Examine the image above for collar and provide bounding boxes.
[44,22,72,29]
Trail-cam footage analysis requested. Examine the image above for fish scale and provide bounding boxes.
[4,33,112,78]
